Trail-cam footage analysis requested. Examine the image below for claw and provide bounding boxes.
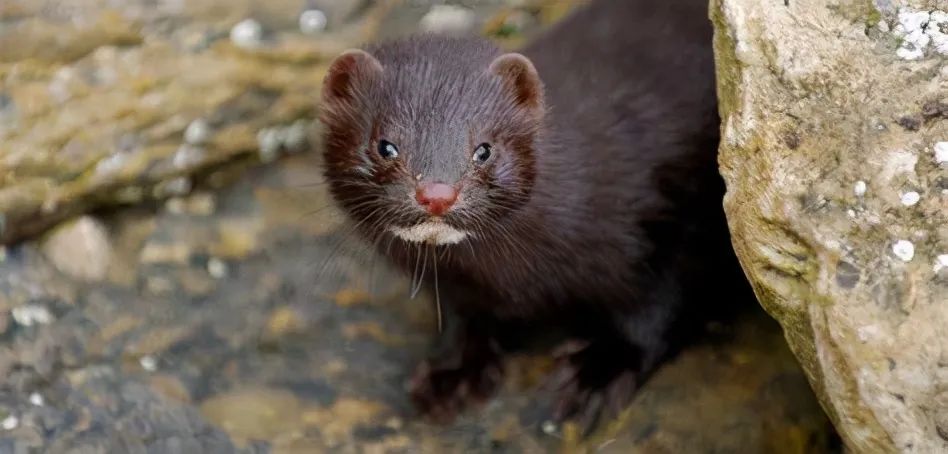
[409,349,504,423]
[547,339,643,436]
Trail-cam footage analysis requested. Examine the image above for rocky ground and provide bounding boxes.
[1,0,837,453]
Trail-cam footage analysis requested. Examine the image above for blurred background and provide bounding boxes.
[1,1,838,452]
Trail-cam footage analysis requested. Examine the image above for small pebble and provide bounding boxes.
[187,193,217,216]
[299,9,328,35]
[283,120,309,152]
[541,420,557,435]
[257,128,282,163]
[165,198,187,214]
[846,209,857,218]
[934,254,948,273]
[230,19,263,49]
[385,417,403,430]
[28,393,44,407]
[1,415,18,430]
[95,152,130,177]
[854,180,867,197]
[900,191,920,206]
[420,5,476,34]
[892,240,915,262]
[184,118,211,145]
[935,141,948,164]
[12,304,53,327]
[140,355,158,372]
[207,257,228,279]
[156,177,192,197]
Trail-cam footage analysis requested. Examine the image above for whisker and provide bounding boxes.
[432,244,442,333]
[411,242,422,298]
[411,242,429,299]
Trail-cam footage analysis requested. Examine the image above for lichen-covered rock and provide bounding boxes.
[711,0,947,452]
[0,0,395,246]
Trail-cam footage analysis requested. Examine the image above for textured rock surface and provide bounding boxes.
[0,0,395,246]
[711,0,948,452]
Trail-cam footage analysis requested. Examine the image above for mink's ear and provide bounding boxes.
[488,53,544,110]
[322,49,383,104]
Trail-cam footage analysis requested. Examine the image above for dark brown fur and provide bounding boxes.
[319,0,749,430]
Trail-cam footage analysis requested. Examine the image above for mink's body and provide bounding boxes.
[319,0,747,427]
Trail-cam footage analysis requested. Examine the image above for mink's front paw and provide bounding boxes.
[545,339,644,434]
[409,346,504,423]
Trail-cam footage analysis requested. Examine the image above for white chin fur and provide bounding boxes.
[389,221,468,245]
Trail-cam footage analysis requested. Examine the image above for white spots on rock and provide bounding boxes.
[257,120,309,163]
[41,216,112,282]
[847,209,857,218]
[207,257,228,279]
[187,193,216,216]
[881,150,917,183]
[141,92,164,108]
[155,177,192,197]
[420,5,476,34]
[12,304,53,327]
[257,129,282,163]
[28,392,44,407]
[139,355,158,372]
[892,240,915,262]
[893,8,948,60]
[95,152,131,177]
[173,144,205,170]
[900,191,920,206]
[184,118,211,145]
[934,141,948,164]
[1,414,18,430]
[930,11,948,55]
[857,324,883,342]
[934,254,948,273]
[299,9,328,35]
[854,180,867,197]
[165,198,186,215]
[48,67,77,104]
[230,19,263,49]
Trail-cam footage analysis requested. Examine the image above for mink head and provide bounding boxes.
[319,36,545,246]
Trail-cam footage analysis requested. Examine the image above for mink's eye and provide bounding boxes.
[472,143,492,164]
[378,140,399,159]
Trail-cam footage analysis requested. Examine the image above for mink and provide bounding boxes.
[318,0,749,430]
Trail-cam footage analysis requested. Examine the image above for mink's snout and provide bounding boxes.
[415,182,458,216]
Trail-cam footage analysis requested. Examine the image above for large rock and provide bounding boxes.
[0,0,394,246]
[712,0,947,452]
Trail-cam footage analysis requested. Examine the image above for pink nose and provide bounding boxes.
[415,182,458,216]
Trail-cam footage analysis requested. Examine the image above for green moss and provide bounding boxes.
[865,8,882,27]
[827,0,884,30]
